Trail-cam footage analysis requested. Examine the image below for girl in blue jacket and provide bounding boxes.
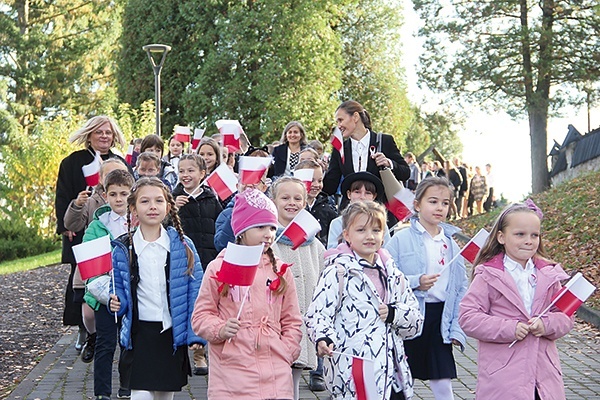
[385,177,467,400]
[109,177,204,400]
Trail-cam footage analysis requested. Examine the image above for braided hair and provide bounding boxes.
[126,177,195,276]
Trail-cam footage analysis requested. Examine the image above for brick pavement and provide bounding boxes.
[8,321,600,399]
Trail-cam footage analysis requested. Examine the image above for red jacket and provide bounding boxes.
[459,253,573,400]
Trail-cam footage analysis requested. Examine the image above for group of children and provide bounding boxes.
[69,126,576,400]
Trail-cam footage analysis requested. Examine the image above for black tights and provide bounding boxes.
[389,389,406,400]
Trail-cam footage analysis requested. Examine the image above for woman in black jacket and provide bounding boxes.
[272,121,308,177]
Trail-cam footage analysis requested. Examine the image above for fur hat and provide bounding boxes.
[231,188,278,237]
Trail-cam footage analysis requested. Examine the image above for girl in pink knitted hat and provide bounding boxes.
[191,188,303,399]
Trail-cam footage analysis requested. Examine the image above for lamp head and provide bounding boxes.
[142,44,172,53]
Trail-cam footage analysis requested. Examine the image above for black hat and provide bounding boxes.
[340,172,384,201]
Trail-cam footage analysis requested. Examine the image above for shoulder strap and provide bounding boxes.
[376,132,382,153]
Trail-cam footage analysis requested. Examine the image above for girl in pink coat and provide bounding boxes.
[192,189,303,399]
[459,200,573,400]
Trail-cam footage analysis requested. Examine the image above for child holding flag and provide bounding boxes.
[173,154,222,375]
[108,177,204,399]
[191,188,302,399]
[270,176,326,397]
[385,177,467,400]
[305,201,423,400]
[79,169,134,399]
[459,200,575,400]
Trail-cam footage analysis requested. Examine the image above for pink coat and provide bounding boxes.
[459,253,574,400]
[192,250,302,400]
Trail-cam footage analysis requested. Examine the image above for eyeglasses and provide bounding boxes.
[93,130,114,137]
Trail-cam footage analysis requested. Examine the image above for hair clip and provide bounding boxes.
[524,198,544,220]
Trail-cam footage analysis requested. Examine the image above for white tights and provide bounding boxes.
[82,303,95,334]
[429,379,454,400]
[131,390,174,400]
[292,367,303,400]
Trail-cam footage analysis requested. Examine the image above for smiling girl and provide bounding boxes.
[270,176,325,399]
[385,177,468,400]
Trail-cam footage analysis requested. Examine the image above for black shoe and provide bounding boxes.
[80,333,96,363]
[117,388,131,399]
[193,366,208,376]
[309,374,326,392]
[75,327,87,353]
[96,396,111,400]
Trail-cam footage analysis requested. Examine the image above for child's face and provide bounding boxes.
[497,212,541,267]
[145,145,163,158]
[274,181,306,226]
[169,139,184,156]
[241,225,277,250]
[343,214,383,263]
[137,160,160,177]
[347,184,375,203]
[178,159,206,191]
[131,185,169,228]
[414,185,451,234]
[103,184,130,216]
[305,167,323,201]
[199,144,218,171]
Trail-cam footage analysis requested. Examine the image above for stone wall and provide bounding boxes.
[551,156,600,186]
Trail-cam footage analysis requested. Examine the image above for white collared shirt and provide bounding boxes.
[350,132,371,172]
[133,226,172,332]
[98,210,128,239]
[504,255,536,315]
[416,221,450,302]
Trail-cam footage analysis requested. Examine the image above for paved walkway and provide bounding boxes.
[8,321,600,399]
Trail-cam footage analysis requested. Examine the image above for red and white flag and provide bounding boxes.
[385,186,415,221]
[82,153,101,187]
[552,272,596,317]
[72,235,112,280]
[173,125,191,143]
[293,168,314,192]
[216,119,244,152]
[215,243,263,287]
[331,127,344,163]
[238,156,272,185]
[206,163,238,201]
[191,128,205,151]
[460,228,490,264]
[279,209,321,250]
[125,144,134,165]
[351,357,378,400]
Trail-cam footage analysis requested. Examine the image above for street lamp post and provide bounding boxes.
[142,44,172,136]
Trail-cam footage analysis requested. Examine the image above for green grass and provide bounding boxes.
[0,249,62,275]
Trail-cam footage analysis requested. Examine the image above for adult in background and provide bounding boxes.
[272,121,308,177]
[453,157,468,217]
[483,163,495,212]
[405,152,420,191]
[322,100,410,214]
[445,160,463,220]
[55,116,128,350]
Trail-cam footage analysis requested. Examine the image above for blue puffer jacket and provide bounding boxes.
[110,226,205,351]
[385,218,467,351]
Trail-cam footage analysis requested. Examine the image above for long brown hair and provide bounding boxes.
[473,203,549,274]
[127,177,195,276]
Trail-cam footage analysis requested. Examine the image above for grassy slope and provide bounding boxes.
[454,169,600,307]
[0,249,61,275]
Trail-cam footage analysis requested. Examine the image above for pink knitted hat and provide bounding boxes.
[231,188,278,237]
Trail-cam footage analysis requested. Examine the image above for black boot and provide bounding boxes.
[80,332,96,363]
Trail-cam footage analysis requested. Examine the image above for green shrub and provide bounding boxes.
[0,219,60,262]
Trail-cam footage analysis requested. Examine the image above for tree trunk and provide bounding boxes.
[528,108,550,194]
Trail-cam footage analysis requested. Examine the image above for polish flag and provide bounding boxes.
[72,235,112,280]
[279,209,321,250]
[215,243,263,287]
[385,186,415,221]
[552,272,596,317]
[173,125,191,143]
[206,163,238,201]
[125,144,134,165]
[191,128,205,151]
[331,127,344,163]
[351,357,378,400]
[216,119,244,152]
[293,168,314,192]
[459,228,490,264]
[238,156,272,185]
[82,153,101,187]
